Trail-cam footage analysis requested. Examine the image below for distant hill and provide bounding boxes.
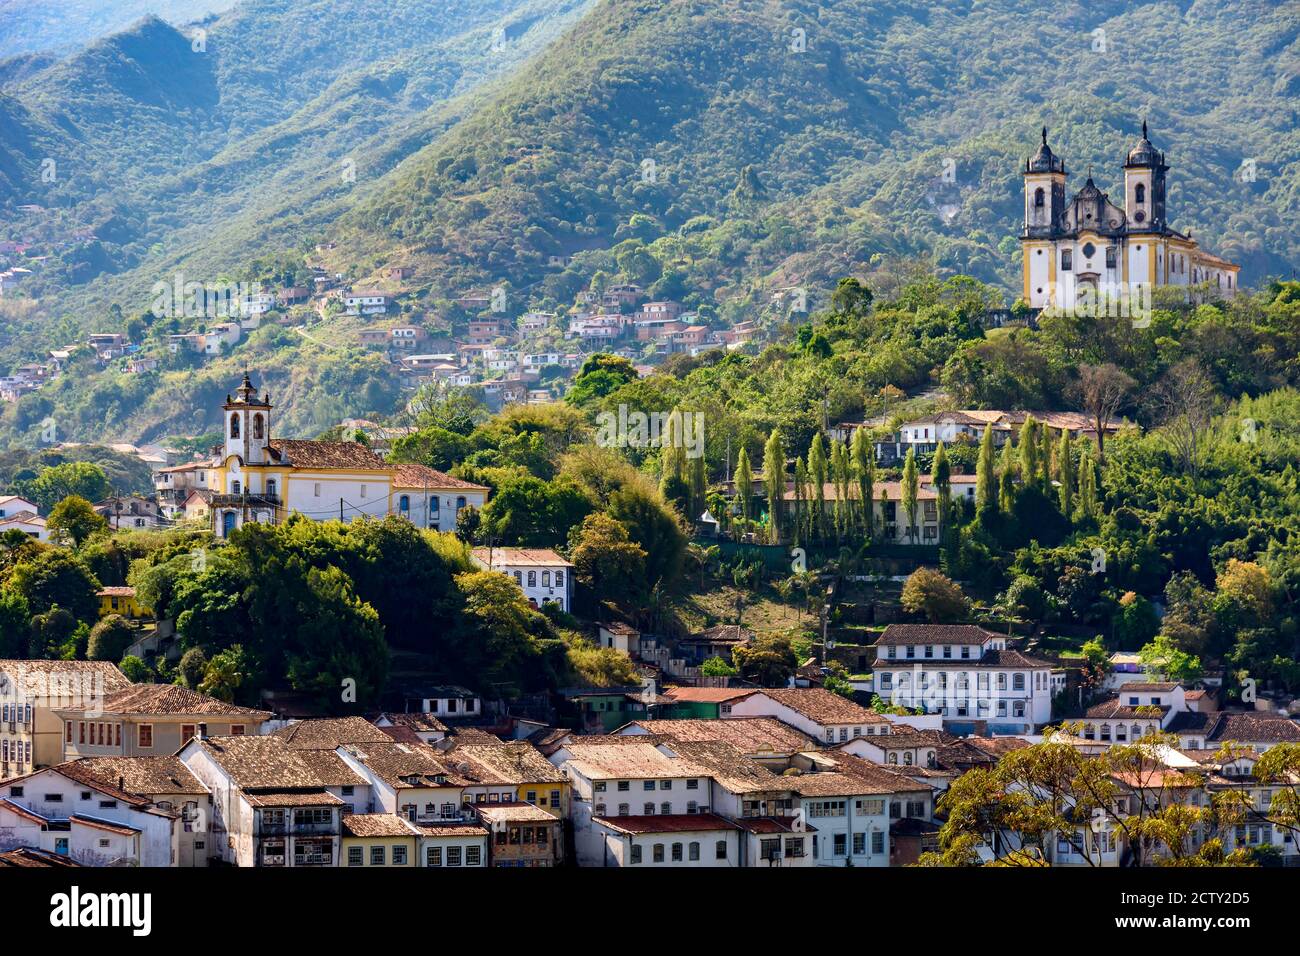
[1,0,1298,445]
[0,0,238,57]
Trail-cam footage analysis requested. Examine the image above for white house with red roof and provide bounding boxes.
[471,547,573,612]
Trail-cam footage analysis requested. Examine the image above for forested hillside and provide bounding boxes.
[1,0,1298,443]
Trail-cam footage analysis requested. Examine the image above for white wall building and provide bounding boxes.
[471,548,573,612]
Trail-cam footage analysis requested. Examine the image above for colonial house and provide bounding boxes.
[781,480,944,545]
[178,733,372,867]
[344,290,390,315]
[60,756,212,866]
[783,750,935,867]
[0,495,38,519]
[341,813,420,867]
[205,374,487,537]
[152,461,212,518]
[94,495,165,530]
[870,624,1067,734]
[471,547,573,612]
[0,660,130,779]
[0,763,179,866]
[57,685,272,762]
[726,688,894,745]
[372,712,450,745]
[473,802,562,867]
[0,511,48,541]
[615,717,819,766]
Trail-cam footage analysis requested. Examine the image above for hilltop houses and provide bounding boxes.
[200,374,488,537]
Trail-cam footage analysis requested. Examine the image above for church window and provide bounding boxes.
[1061,250,1072,271]
[1135,183,1146,204]
[1106,247,1117,269]
[253,414,264,439]
[1082,242,1095,259]
[267,479,277,498]
[232,481,241,495]
[230,414,240,439]
[1033,187,1044,208]
[313,483,321,497]
[1134,211,1145,223]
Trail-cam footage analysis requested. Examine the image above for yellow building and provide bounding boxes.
[1020,122,1240,312]
[341,814,419,867]
[205,373,487,538]
[96,586,150,620]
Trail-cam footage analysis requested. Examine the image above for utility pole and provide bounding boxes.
[339,498,344,522]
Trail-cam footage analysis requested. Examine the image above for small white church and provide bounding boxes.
[1020,122,1240,312]
[202,373,488,537]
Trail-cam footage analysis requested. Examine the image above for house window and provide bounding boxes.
[314,483,321,497]
[399,495,410,513]
[139,725,153,748]
[348,847,363,867]
[644,803,655,814]
[466,846,481,866]
[716,840,727,860]
[542,570,551,587]
[370,846,386,865]
[672,842,683,862]
[426,847,442,867]
[653,844,665,863]
[446,847,462,867]
[631,845,643,865]
[689,841,700,861]
[527,571,537,587]
[555,570,564,587]
[393,846,407,865]
[1061,250,1072,271]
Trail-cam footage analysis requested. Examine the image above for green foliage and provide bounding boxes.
[86,613,134,661]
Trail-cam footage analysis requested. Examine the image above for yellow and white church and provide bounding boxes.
[1021,122,1240,311]
[206,373,488,537]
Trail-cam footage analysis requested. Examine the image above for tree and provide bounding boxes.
[1138,633,1203,683]
[46,495,108,548]
[0,591,30,658]
[808,433,828,540]
[735,446,753,525]
[568,512,649,608]
[87,614,134,661]
[901,567,970,623]
[27,462,109,512]
[851,426,874,535]
[1057,431,1075,517]
[177,647,208,688]
[1019,416,1041,488]
[700,656,738,677]
[975,424,997,513]
[1076,448,1098,520]
[200,644,250,702]
[732,635,797,687]
[6,549,100,622]
[1151,359,1217,477]
[901,448,919,543]
[118,655,153,682]
[1073,364,1135,463]
[762,430,785,545]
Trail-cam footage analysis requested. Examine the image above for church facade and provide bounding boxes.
[206,374,488,537]
[1021,123,1240,312]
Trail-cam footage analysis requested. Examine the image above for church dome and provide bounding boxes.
[1026,127,1065,173]
[1125,121,1162,167]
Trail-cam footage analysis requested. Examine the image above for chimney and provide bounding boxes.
[197,722,208,741]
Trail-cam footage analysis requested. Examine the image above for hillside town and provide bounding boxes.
[0,637,1296,868]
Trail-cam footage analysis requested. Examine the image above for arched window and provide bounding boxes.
[266,479,277,498]
[1033,187,1044,208]
[1013,673,1025,691]
[399,495,410,513]
[252,413,264,439]
[232,480,241,495]
[230,414,240,439]
[1131,724,1142,740]
[1135,183,1146,204]
[1100,723,1112,741]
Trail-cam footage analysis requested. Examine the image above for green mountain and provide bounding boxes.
[2,0,1299,446]
[0,0,238,57]
[346,0,1300,302]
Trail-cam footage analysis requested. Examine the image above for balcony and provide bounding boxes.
[210,493,280,509]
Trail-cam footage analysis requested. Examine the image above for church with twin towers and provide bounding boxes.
[1020,122,1240,312]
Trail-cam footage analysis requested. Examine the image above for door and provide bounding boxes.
[222,511,237,537]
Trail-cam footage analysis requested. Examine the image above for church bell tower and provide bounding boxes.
[222,372,272,465]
